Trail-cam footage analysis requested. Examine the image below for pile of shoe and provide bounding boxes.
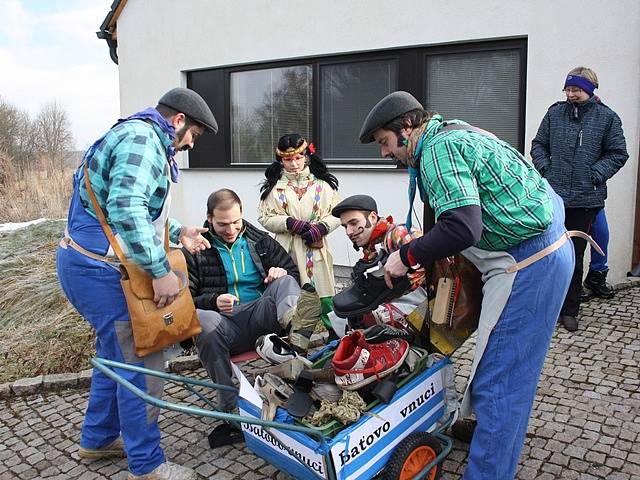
[252,323,419,430]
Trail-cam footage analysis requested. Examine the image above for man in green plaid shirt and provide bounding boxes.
[359,91,574,480]
[57,88,217,480]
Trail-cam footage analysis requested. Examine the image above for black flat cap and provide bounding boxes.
[158,88,218,134]
[332,195,378,217]
[358,91,423,143]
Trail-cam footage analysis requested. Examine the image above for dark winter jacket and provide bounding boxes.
[531,96,628,208]
[183,220,299,311]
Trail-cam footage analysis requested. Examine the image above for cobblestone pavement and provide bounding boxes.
[1,286,638,479]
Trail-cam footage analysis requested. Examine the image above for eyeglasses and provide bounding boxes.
[563,87,583,94]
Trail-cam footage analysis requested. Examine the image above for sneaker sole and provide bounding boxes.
[78,447,126,459]
[333,280,411,318]
[334,345,410,391]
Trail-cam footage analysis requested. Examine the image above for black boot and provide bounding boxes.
[333,252,411,318]
[580,286,593,303]
[583,269,615,299]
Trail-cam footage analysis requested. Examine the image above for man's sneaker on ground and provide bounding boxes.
[78,437,126,459]
[127,462,197,480]
[332,330,409,390]
[363,324,414,344]
[255,334,312,366]
[450,418,477,443]
[333,252,411,318]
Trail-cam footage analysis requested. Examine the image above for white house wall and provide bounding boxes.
[114,0,640,282]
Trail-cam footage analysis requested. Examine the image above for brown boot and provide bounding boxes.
[283,283,321,354]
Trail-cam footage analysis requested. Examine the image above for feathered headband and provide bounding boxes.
[276,140,316,157]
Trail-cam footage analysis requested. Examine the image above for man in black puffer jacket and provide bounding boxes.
[531,66,628,332]
[183,189,320,422]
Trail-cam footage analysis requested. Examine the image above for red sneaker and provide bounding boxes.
[332,330,409,390]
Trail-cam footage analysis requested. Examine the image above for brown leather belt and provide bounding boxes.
[505,230,603,274]
[59,229,119,265]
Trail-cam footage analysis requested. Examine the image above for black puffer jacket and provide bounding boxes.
[531,96,628,208]
[183,220,299,311]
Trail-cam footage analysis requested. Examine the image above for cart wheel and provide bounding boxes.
[383,432,442,480]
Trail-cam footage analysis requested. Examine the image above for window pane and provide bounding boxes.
[425,50,521,148]
[231,66,312,163]
[320,60,397,160]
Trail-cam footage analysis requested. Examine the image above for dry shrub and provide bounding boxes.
[0,153,73,223]
[0,220,95,383]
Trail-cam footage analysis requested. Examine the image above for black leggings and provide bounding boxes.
[561,207,600,317]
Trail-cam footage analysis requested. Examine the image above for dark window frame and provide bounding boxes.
[187,37,527,169]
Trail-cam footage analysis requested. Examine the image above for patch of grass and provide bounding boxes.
[0,220,95,383]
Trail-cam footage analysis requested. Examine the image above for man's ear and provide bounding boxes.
[206,214,214,225]
[369,211,379,224]
[171,112,186,130]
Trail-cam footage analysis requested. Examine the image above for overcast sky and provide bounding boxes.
[0,0,119,150]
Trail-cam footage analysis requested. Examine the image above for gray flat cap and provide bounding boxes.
[158,88,218,134]
[332,195,378,217]
[358,91,423,143]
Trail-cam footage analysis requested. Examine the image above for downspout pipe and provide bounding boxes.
[96,30,118,65]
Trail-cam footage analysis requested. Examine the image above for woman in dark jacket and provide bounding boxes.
[531,66,628,332]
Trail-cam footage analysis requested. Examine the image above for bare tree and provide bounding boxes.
[0,97,35,176]
[33,100,75,171]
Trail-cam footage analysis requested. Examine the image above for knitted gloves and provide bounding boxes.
[286,217,311,235]
[301,222,328,246]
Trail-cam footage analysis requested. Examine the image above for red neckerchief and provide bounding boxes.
[362,216,394,261]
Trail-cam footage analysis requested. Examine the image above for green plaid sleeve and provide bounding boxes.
[104,128,171,278]
[421,140,481,218]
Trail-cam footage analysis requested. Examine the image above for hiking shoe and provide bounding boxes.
[78,437,126,459]
[283,283,321,354]
[333,252,411,318]
[332,330,409,390]
[583,269,615,299]
[255,334,312,367]
[127,462,197,480]
[580,287,593,303]
[560,315,578,332]
[363,324,414,344]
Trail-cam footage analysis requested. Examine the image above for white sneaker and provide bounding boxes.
[255,333,311,366]
[127,462,197,480]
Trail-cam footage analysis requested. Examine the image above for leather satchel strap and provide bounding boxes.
[83,162,169,264]
[506,230,604,274]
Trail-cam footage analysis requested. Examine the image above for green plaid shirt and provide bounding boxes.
[417,115,553,251]
[79,119,182,278]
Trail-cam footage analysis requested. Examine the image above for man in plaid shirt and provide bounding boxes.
[359,91,574,480]
[57,88,216,480]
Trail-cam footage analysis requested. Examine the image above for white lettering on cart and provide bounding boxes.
[400,382,436,418]
[338,421,391,466]
[242,423,324,475]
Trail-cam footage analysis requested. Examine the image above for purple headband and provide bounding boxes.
[564,75,596,96]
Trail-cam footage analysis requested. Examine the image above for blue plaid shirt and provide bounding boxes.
[79,119,182,278]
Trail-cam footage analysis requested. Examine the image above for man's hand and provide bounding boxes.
[264,267,287,284]
[152,271,181,308]
[216,293,239,313]
[384,250,409,288]
[180,226,211,254]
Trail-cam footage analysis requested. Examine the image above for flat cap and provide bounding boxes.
[158,88,218,134]
[332,195,378,217]
[358,91,423,143]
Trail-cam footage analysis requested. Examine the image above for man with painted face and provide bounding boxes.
[56,87,217,480]
[183,188,321,445]
[331,194,427,322]
[359,91,575,479]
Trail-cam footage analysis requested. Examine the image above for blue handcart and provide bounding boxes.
[92,349,456,480]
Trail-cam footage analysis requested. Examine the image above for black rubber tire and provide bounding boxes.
[382,431,442,480]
